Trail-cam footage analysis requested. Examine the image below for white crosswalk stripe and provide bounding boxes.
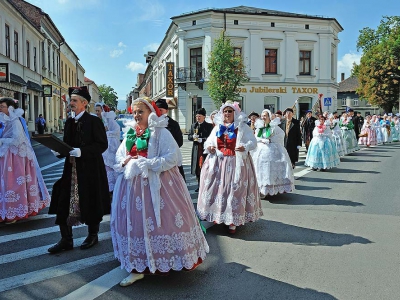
[0,138,310,298]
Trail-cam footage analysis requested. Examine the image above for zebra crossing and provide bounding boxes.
[0,139,309,299]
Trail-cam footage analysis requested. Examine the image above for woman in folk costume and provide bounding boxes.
[0,97,50,223]
[197,101,263,234]
[358,115,377,147]
[393,115,400,142]
[250,109,295,198]
[389,115,395,142]
[305,115,340,171]
[380,115,391,143]
[340,113,360,153]
[95,103,120,193]
[372,115,384,144]
[111,98,209,287]
[329,113,347,156]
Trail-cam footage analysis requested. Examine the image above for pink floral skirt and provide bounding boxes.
[197,154,263,226]
[0,152,50,222]
[111,166,209,274]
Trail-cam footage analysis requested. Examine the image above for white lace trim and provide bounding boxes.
[111,225,208,273]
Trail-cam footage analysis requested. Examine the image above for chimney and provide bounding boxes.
[341,73,345,82]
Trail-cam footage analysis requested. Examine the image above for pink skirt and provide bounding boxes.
[111,166,209,274]
[197,154,263,226]
[358,127,377,146]
[0,152,50,222]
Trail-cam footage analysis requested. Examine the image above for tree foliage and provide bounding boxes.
[353,16,400,112]
[98,84,118,109]
[207,32,249,108]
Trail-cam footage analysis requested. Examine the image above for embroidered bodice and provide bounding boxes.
[216,128,238,156]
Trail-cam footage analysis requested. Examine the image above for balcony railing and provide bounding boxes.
[176,67,208,90]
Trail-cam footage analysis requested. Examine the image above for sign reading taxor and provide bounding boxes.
[165,62,174,97]
[291,87,319,94]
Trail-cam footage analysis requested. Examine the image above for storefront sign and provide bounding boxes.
[0,63,10,83]
[238,86,319,94]
[166,62,174,97]
[43,85,52,97]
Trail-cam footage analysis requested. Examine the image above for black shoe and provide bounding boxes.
[80,234,98,250]
[48,238,73,254]
[195,188,199,192]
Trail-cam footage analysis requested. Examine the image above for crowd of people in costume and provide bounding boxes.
[2,89,399,287]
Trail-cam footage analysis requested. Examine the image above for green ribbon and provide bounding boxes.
[257,125,271,138]
[126,127,150,152]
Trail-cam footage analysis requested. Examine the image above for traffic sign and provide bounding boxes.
[324,97,332,106]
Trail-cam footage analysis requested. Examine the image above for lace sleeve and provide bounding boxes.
[240,124,257,152]
[147,128,179,173]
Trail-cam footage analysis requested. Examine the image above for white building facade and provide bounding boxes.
[150,6,343,132]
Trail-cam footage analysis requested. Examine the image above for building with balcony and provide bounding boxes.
[337,74,381,116]
[148,6,343,132]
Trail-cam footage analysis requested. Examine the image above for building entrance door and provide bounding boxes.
[192,96,202,123]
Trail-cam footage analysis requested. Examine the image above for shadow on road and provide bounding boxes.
[296,177,365,184]
[339,158,381,163]
[294,185,331,191]
[328,168,380,174]
[211,220,372,247]
[266,193,364,207]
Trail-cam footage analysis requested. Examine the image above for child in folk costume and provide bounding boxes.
[111,98,208,286]
[358,115,377,147]
[197,101,263,234]
[250,109,295,197]
[305,115,340,171]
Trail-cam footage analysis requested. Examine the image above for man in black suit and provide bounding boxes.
[302,110,316,151]
[279,107,302,169]
[353,111,364,140]
[188,108,213,192]
[48,86,109,254]
[155,98,185,181]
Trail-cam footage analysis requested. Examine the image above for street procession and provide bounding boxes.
[1,1,400,299]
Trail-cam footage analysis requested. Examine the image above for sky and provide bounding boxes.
[25,0,400,108]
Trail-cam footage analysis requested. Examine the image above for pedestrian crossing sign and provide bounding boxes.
[324,97,332,106]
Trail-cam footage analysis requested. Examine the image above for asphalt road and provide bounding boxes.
[0,140,399,300]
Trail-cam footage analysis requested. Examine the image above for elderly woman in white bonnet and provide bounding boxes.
[250,109,295,198]
[111,97,209,286]
[196,101,263,234]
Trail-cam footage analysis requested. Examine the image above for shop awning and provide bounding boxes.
[27,80,43,92]
[10,73,27,86]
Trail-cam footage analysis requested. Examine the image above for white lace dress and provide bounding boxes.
[250,124,295,196]
[102,111,121,192]
[197,119,263,226]
[0,108,50,222]
[111,114,209,274]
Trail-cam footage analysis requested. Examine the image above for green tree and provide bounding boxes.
[98,84,118,109]
[207,31,248,108]
[353,16,400,112]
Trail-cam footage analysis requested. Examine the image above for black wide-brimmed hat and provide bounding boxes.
[155,98,168,110]
[68,86,91,101]
[248,111,260,118]
[196,108,206,116]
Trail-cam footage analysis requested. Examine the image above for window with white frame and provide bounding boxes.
[265,49,277,74]
[353,98,359,106]
[341,98,346,106]
[264,96,280,113]
[299,50,311,75]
